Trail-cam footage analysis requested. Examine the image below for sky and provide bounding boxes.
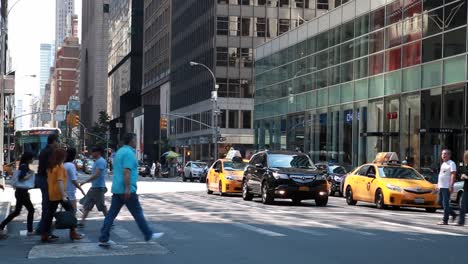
[8,0,81,128]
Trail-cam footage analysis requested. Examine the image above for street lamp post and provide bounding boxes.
[1,0,25,168]
[189,61,219,160]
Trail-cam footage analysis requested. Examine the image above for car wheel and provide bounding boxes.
[242,180,253,201]
[206,180,213,194]
[292,198,302,205]
[315,196,328,206]
[375,189,387,209]
[345,186,357,205]
[219,181,226,196]
[261,182,274,205]
[457,191,464,209]
[425,207,437,213]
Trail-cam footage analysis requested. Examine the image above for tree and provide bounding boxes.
[89,111,110,147]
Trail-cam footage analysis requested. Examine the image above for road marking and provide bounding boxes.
[28,242,169,259]
[376,221,467,236]
[111,222,140,242]
[231,222,286,237]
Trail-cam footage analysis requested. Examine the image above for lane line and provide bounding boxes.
[376,221,467,237]
[231,222,286,237]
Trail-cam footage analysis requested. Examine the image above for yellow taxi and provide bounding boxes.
[206,158,248,196]
[343,152,438,212]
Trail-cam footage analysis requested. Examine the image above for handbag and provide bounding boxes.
[54,203,77,229]
[12,170,35,189]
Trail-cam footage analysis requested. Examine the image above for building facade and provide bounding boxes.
[80,0,110,128]
[169,0,331,161]
[39,43,55,98]
[55,0,75,50]
[254,0,468,170]
[107,0,144,143]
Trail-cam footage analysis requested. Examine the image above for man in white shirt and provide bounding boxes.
[437,149,457,225]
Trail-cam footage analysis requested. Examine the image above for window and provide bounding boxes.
[219,110,227,128]
[370,7,385,31]
[267,18,278,37]
[216,47,228,66]
[354,57,368,79]
[329,46,340,66]
[241,18,252,36]
[317,32,328,51]
[444,1,467,30]
[355,14,369,37]
[242,111,251,129]
[402,41,421,67]
[317,51,328,69]
[403,15,422,43]
[422,7,443,37]
[256,17,266,37]
[386,47,402,71]
[422,34,442,63]
[404,0,422,19]
[280,0,289,7]
[341,20,354,42]
[229,16,240,36]
[279,19,291,35]
[340,62,353,83]
[228,48,239,66]
[369,30,384,54]
[329,66,340,86]
[369,53,384,75]
[354,36,369,58]
[444,28,467,57]
[340,41,354,63]
[228,110,239,128]
[217,16,228,35]
[241,48,253,67]
[422,0,443,12]
[385,22,402,48]
[329,26,341,47]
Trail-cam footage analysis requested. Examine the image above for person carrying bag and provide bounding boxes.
[0,152,36,237]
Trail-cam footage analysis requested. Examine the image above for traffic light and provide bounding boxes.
[66,113,80,127]
[160,117,167,130]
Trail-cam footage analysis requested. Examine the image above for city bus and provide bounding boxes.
[14,127,61,160]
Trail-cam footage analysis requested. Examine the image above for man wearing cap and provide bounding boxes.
[79,146,108,227]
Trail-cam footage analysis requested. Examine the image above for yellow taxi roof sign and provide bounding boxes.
[374,152,399,164]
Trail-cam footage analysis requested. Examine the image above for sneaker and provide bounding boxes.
[147,232,165,242]
[99,240,117,247]
[437,221,448,225]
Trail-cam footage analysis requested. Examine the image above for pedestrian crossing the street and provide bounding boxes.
[2,191,468,259]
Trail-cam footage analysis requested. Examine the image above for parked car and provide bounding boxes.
[183,161,207,182]
[206,159,248,195]
[138,161,150,177]
[343,152,438,212]
[242,150,329,206]
[316,162,347,196]
[74,159,84,171]
[450,181,465,208]
[83,159,94,174]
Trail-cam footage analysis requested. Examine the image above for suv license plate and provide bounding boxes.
[299,186,310,191]
[414,198,425,204]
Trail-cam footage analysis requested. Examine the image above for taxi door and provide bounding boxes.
[349,165,370,200]
[361,165,379,203]
[207,161,219,190]
[213,161,222,190]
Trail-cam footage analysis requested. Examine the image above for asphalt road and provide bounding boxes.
[1,177,467,264]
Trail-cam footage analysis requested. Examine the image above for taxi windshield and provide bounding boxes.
[268,154,316,169]
[223,161,248,171]
[378,167,424,180]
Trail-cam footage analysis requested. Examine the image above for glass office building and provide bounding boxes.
[254,0,468,170]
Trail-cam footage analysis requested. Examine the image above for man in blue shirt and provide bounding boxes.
[80,146,108,227]
[99,133,164,247]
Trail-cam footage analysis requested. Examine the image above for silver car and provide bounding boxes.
[183,161,207,182]
[450,181,465,208]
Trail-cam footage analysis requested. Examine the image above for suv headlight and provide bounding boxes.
[272,172,289,180]
[386,184,402,192]
[315,175,326,181]
[225,175,235,181]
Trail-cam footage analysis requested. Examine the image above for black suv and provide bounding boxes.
[315,162,348,197]
[242,151,329,206]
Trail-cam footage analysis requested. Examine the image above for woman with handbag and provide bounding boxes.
[41,148,83,242]
[0,152,35,236]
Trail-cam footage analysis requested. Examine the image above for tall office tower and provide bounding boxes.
[55,0,75,50]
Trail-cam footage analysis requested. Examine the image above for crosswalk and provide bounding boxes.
[3,191,468,259]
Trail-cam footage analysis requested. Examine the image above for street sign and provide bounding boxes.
[218,136,226,142]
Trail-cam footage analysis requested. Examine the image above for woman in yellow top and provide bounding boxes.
[41,148,83,242]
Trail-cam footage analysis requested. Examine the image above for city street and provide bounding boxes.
[0,173,467,264]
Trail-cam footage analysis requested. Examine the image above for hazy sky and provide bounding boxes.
[8,0,81,127]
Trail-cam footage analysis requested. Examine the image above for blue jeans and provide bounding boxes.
[459,190,468,225]
[99,193,153,242]
[438,188,456,223]
[36,177,49,233]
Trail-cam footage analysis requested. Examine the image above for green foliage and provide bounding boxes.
[89,111,110,147]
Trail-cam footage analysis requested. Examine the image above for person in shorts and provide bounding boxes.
[79,146,108,227]
[64,148,85,215]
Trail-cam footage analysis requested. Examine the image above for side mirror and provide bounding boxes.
[255,163,264,169]
[368,173,376,178]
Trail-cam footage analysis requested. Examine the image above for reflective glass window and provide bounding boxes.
[443,55,466,85]
[354,57,368,79]
[422,7,443,37]
[340,41,354,63]
[354,78,368,101]
[341,62,354,83]
[369,30,384,54]
[317,32,329,51]
[354,36,369,58]
[355,14,370,37]
[402,66,421,92]
[386,22,403,48]
[307,37,316,54]
[422,0,443,11]
[403,15,422,43]
[329,85,340,105]
[386,0,403,25]
[422,34,442,63]
[386,47,402,71]
[403,0,422,19]
[369,75,385,98]
[369,52,384,75]
[241,17,252,36]
[402,41,421,67]
[370,7,385,31]
[329,66,340,86]
[329,46,340,66]
[341,20,354,43]
[443,28,467,58]
[317,69,328,88]
[422,60,442,88]
[329,26,341,47]
[317,51,328,69]
[385,70,402,95]
[444,1,467,30]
